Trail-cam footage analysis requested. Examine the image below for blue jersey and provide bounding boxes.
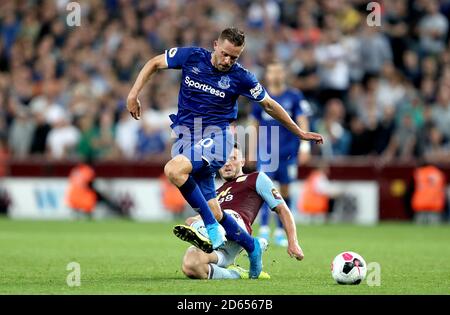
[252,88,312,161]
[165,46,267,131]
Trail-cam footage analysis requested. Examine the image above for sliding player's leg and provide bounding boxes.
[180,218,270,280]
[195,172,266,279]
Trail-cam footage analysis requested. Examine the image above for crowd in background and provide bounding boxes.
[1,0,450,164]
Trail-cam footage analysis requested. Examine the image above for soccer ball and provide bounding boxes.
[331,251,367,285]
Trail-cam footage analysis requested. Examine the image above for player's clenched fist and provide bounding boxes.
[288,243,304,261]
[302,131,324,145]
[127,96,141,120]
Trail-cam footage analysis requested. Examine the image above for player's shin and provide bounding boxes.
[178,176,217,226]
[220,211,255,252]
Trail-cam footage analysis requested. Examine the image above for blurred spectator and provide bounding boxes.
[314,98,351,158]
[298,163,343,224]
[395,87,425,131]
[46,112,80,160]
[292,45,320,103]
[360,24,393,78]
[381,114,417,163]
[115,110,139,159]
[65,161,128,219]
[384,0,410,69]
[29,111,51,155]
[0,0,449,165]
[76,114,96,161]
[419,124,450,164]
[8,106,34,158]
[315,29,350,106]
[349,115,376,156]
[418,0,448,56]
[374,106,396,154]
[402,50,421,87]
[91,111,119,160]
[247,0,280,29]
[430,86,450,140]
[409,161,447,224]
[375,63,406,111]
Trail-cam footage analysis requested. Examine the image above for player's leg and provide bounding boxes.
[205,193,267,279]
[182,246,241,279]
[165,154,225,249]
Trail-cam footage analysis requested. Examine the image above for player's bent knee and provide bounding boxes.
[182,247,207,279]
[164,156,192,184]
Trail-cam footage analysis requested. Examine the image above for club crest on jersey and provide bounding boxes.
[218,75,231,89]
[271,188,282,200]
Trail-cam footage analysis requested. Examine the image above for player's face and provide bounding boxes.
[265,63,286,86]
[213,39,244,72]
[219,148,245,181]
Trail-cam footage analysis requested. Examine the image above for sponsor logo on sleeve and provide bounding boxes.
[250,83,263,99]
[271,188,282,200]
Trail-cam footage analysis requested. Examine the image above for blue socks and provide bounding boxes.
[178,176,217,226]
[220,211,255,252]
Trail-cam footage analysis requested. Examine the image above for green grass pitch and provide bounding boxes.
[0,217,449,294]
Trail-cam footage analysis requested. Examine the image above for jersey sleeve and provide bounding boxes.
[240,71,267,102]
[255,172,284,210]
[294,91,313,118]
[165,47,195,69]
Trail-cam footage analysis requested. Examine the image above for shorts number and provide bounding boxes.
[198,138,213,148]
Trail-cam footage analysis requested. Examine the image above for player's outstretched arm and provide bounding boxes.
[127,54,168,120]
[259,95,323,144]
[274,203,304,261]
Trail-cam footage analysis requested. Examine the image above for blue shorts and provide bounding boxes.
[171,124,234,201]
[258,158,298,185]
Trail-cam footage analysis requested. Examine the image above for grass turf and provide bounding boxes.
[0,217,449,294]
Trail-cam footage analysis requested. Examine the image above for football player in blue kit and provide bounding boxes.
[127,28,323,278]
[251,60,313,247]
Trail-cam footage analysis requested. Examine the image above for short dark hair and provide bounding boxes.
[219,28,245,46]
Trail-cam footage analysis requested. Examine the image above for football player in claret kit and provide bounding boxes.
[174,143,304,279]
[127,27,323,278]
